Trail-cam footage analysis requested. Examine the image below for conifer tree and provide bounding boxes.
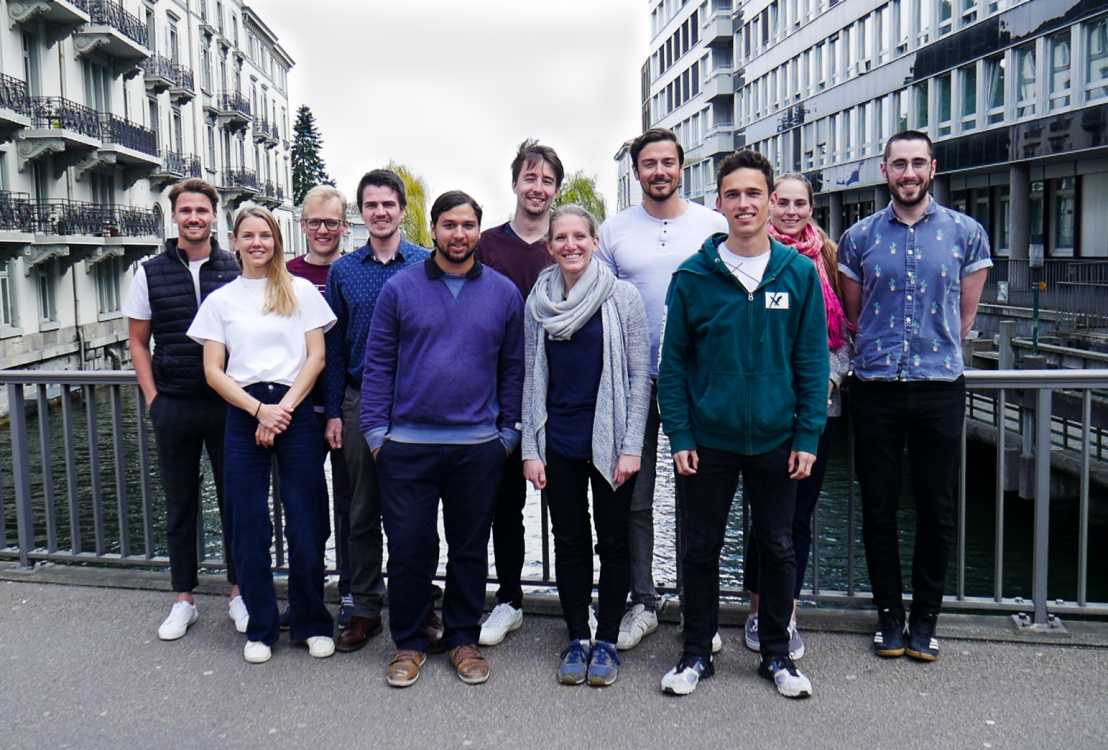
[290,105,334,205]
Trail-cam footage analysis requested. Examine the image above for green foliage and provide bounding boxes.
[387,162,433,248]
[553,170,608,223]
[290,105,334,206]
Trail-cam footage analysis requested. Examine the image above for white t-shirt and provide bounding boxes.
[717,243,771,294]
[121,261,206,320]
[186,275,336,387]
[597,201,728,375]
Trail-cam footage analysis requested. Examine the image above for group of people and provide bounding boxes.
[124,125,991,699]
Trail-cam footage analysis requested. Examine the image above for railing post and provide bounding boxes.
[7,383,35,569]
[1031,388,1051,626]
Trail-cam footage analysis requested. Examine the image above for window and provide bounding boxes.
[842,26,853,77]
[813,43,824,89]
[0,260,16,328]
[960,64,977,130]
[916,0,931,45]
[865,99,877,155]
[206,119,216,165]
[985,54,1005,123]
[828,35,838,84]
[201,43,211,90]
[1016,43,1037,117]
[37,262,56,323]
[993,186,1010,255]
[842,108,853,159]
[876,4,890,62]
[960,0,977,26]
[1048,31,1071,109]
[96,258,121,314]
[894,87,909,131]
[1088,17,1108,101]
[896,0,910,51]
[1052,177,1076,256]
[938,0,952,35]
[914,80,929,129]
[937,73,952,135]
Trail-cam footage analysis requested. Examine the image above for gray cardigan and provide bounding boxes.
[521,279,651,489]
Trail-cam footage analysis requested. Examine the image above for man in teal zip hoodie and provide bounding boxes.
[657,150,828,700]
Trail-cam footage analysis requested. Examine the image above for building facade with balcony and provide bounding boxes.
[734,0,1108,270]
[614,139,644,212]
[0,0,294,371]
[639,0,737,207]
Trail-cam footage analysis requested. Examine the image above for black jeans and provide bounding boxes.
[850,377,964,621]
[377,440,505,651]
[545,450,633,644]
[745,421,834,600]
[342,387,386,618]
[314,412,352,597]
[682,443,797,659]
[490,446,526,608]
[150,393,235,592]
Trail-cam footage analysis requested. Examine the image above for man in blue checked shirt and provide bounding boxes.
[323,169,431,652]
[838,130,991,665]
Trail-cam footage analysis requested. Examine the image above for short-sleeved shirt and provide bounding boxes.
[121,260,205,320]
[187,275,336,387]
[596,202,728,376]
[838,198,992,381]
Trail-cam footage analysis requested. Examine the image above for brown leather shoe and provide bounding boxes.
[450,643,490,685]
[425,608,446,654]
[386,650,427,688]
[334,614,383,652]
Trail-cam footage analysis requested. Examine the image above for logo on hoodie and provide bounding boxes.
[766,291,789,310]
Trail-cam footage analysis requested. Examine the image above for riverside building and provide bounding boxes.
[0,0,294,371]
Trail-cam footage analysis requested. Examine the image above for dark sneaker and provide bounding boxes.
[558,639,590,685]
[660,654,714,696]
[278,606,290,632]
[758,655,812,699]
[906,613,940,662]
[873,608,907,658]
[587,640,620,687]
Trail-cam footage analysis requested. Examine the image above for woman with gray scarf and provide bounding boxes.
[521,205,651,688]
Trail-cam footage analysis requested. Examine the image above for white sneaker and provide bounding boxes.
[478,603,523,646]
[305,636,335,658]
[243,641,272,664]
[228,595,249,634]
[158,601,198,641]
[660,655,714,696]
[759,656,812,699]
[712,631,722,654]
[617,604,658,651]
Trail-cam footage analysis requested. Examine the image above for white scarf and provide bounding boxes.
[526,259,616,341]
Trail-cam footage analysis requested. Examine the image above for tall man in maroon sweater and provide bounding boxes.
[476,139,564,646]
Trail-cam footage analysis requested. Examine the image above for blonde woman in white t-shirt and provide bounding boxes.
[188,206,337,665]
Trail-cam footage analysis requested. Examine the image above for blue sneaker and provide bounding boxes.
[558,639,590,685]
[906,613,940,662]
[587,640,620,687]
[660,654,714,696]
[336,595,355,629]
[873,608,907,658]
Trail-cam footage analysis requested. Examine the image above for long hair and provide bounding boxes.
[232,205,297,316]
[773,173,840,297]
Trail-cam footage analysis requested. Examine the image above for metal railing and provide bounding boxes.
[0,190,34,231]
[160,151,203,178]
[253,116,270,141]
[983,258,1108,328]
[99,113,157,156]
[0,73,31,116]
[19,200,157,237]
[220,168,257,190]
[30,96,101,140]
[142,54,175,82]
[218,91,251,118]
[1,369,1106,627]
[88,0,148,48]
[173,64,195,92]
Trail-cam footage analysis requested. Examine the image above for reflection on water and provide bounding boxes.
[2,388,1105,603]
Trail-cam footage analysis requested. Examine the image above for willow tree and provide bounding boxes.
[387,162,432,248]
[553,170,608,223]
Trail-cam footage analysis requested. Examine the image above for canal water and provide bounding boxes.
[2,386,1105,604]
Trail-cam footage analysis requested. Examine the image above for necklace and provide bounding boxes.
[720,257,763,286]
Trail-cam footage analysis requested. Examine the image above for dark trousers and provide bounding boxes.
[150,393,235,592]
[745,422,834,600]
[682,444,797,659]
[490,446,526,608]
[224,383,332,646]
[314,412,352,597]
[850,377,964,621]
[545,450,633,644]
[342,387,386,617]
[628,382,660,610]
[378,440,504,651]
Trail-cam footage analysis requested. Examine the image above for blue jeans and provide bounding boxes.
[377,439,504,651]
[224,383,333,646]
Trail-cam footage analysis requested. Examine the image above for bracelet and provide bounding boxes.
[253,401,262,418]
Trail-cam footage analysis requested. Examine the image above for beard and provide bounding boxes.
[890,174,932,207]
[642,178,680,202]
[433,238,477,266]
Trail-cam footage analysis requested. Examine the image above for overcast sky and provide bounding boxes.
[254,0,650,224]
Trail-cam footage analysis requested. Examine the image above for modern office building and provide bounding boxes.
[638,0,737,206]
[734,0,1108,266]
[613,139,643,212]
[0,0,294,371]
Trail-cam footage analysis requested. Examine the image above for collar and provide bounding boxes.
[167,237,223,263]
[884,195,940,226]
[424,254,484,280]
[355,239,412,265]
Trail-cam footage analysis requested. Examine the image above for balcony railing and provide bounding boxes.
[30,97,101,140]
[218,91,250,118]
[99,114,157,156]
[0,191,34,232]
[173,64,194,92]
[253,116,270,141]
[142,55,175,82]
[23,200,157,237]
[158,151,203,179]
[87,0,147,48]
[276,185,285,202]
[0,74,31,116]
[220,168,257,190]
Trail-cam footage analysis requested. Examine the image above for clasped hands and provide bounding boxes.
[523,454,642,490]
[254,402,293,447]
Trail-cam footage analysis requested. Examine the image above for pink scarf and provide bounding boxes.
[768,222,850,350]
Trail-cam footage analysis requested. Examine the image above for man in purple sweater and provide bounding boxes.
[361,191,524,688]
[474,139,563,646]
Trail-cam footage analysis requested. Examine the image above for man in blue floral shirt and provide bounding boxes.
[839,130,991,664]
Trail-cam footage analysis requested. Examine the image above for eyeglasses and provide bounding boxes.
[886,158,932,175]
[304,218,343,231]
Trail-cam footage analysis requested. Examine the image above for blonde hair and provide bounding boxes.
[774,173,840,297]
[302,184,349,216]
[232,206,297,316]
[547,204,599,242]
